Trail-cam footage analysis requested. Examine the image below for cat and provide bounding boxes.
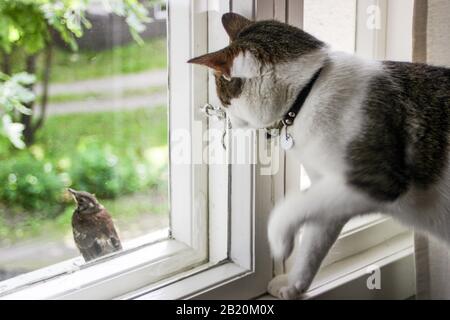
[188,12,450,299]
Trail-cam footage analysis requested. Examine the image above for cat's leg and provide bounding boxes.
[267,180,375,299]
[268,219,348,299]
[268,178,376,263]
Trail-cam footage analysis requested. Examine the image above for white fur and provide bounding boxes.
[223,49,387,299]
[218,47,450,299]
[230,51,261,78]
[228,48,330,129]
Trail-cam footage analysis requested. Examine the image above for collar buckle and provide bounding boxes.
[282,68,323,127]
[265,67,323,140]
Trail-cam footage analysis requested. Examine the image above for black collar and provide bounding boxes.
[280,67,323,128]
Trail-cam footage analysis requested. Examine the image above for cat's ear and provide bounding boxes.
[222,13,252,40]
[188,49,261,79]
[187,49,234,79]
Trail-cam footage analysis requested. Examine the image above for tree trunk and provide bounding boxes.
[21,54,37,146]
[1,50,12,75]
[34,42,53,132]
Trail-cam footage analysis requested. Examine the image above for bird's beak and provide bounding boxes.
[68,188,79,202]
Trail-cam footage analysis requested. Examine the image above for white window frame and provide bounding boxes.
[122,1,274,300]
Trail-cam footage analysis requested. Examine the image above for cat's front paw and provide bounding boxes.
[268,275,305,300]
[268,213,295,260]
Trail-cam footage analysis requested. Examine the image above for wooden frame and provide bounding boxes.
[130,0,274,300]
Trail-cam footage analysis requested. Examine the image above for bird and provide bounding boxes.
[68,188,122,262]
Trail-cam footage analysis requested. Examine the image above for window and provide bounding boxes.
[0,0,416,300]
[0,0,210,299]
[0,0,170,281]
[304,0,357,53]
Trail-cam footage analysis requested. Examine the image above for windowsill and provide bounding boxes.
[125,231,414,300]
[121,262,250,300]
[261,231,415,300]
[0,227,414,300]
[306,231,414,299]
[320,215,407,269]
[0,229,204,299]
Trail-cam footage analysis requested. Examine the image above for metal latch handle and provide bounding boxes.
[200,103,230,150]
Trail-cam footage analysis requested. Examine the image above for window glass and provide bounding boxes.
[0,0,168,281]
[304,0,357,53]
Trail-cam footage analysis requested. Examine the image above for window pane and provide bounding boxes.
[304,0,357,53]
[0,1,169,281]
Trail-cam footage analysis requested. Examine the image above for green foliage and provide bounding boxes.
[0,107,168,242]
[0,0,154,148]
[70,140,148,198]
[0,153,65,215]
[0,0,152,54]
[0,72,36,148]
[105,0,152,44]
[45,107,168,198]
[0,0,86,54]
[7,106,168,202]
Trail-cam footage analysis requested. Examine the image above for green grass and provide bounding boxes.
[36,106,167,160]
[42,86,166,104]
[0,36,169,245]
[5,38,167,83]
[48,38,167,83]
[57,192,168,235]
[0,204,72,243]
[0,191,168,244]
[0,107,168,244]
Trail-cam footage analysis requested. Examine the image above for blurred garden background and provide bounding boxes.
[0,0,169,280]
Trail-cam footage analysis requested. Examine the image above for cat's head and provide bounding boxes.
[188,13,327,129]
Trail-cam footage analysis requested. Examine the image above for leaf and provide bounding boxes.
[1,114,25,149]
[12,100,33,115]
[0,72,35,115]
[8,26,20,42]
[11,72,36,86]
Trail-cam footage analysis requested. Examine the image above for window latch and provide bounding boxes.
[200,103,230,150]
[201,103,226,121]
